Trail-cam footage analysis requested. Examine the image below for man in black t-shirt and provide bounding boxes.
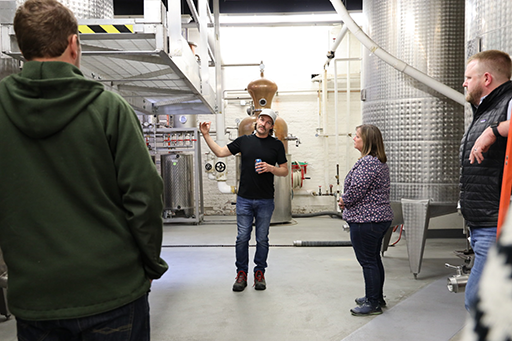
[200,109,288,291]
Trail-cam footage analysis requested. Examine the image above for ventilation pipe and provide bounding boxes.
[324,24,349,68]
[328,0,465,106]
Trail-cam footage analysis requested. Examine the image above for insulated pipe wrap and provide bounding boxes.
[293,241,352,247]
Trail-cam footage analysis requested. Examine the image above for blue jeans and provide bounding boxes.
[465,226,497,312]
[349,221,391,307]
[16,293,150,341]
[235,196,275,274]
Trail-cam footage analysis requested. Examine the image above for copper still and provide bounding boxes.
[238,70,289,152]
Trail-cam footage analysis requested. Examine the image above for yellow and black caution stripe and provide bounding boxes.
[79,25,134,34]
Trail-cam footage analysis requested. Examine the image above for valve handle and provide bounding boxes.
[215,161,226,173]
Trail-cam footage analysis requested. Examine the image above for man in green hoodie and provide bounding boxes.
[0,0,168,340]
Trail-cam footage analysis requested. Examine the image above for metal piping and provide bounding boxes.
[324,24,349,68]
[292,211,343,218]
[213,0,225,147]
[211,0,234,194]
[217,181,235,194]
[328,0,465,106]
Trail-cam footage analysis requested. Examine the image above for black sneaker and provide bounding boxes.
[254,270,266,290]
[232,271,247,292]
[355,296,387,307]
[350,302,383,316]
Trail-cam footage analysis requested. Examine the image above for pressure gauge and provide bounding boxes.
[179,115,187,124]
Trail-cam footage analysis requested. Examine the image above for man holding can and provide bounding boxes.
[200,109,288,291]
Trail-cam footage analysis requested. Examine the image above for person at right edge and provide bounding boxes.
[459,50,512,313]
[0,1,168,339]
[338,124,393,316]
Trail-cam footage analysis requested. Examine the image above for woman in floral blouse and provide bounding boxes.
[339,124,394,316]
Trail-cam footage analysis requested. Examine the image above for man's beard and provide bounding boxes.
[465,87,482,106]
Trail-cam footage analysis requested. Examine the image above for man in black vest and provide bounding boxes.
[460,50,512,312]
[200,109,288,291]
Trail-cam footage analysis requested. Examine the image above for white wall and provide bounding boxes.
[196,23,364,215]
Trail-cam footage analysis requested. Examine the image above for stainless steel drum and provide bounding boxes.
[466,0,512,58]
[362,0,466,275]
[362,0,465,207]
[161,153,194,218]
[0,58,19,80]
[465,0,512,123]
[271,156,292,224]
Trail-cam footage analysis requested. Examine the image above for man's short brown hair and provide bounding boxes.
[468,50,512,81]
[14,0,78,61]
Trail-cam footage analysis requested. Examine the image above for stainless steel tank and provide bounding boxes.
[0,58,19,80]
[0,0,17,24]
[466,0,512,57]
[0,1,20,81]
[161,153,194,218]
[362,0,466,275]
[465,0,512,127]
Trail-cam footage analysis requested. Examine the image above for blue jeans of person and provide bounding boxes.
[465,226,497,312]
[349,221,391,307]
[235,196,275,274]
[16,293,150,341]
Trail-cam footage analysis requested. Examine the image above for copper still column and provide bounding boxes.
[238,70,292,223]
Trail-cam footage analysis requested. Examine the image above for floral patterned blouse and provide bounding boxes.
[342,155,394,223]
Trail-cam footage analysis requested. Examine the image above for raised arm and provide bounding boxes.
[199,121,232,157]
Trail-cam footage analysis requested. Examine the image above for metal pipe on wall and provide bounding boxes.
[334,59,339,186]
[213,0,225,148]
[324,24,349,68]
[333,57,361,180]
[212,0,232,193]
[322,69,330,189]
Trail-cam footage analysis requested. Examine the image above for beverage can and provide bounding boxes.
[255,159,262,171]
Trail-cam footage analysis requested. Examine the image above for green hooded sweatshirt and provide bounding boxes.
[0,61,168,320]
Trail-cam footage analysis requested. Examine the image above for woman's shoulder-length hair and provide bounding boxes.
[357,124,387,163]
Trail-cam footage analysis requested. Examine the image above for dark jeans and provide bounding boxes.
[16,293,150,341]
[235,196,275,274]
[349,221,391,307]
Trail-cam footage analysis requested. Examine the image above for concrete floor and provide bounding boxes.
[0,215,470,340]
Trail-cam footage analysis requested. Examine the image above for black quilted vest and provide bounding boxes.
[459,80,512,227]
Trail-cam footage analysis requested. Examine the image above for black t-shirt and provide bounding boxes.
[227,134,287,199]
